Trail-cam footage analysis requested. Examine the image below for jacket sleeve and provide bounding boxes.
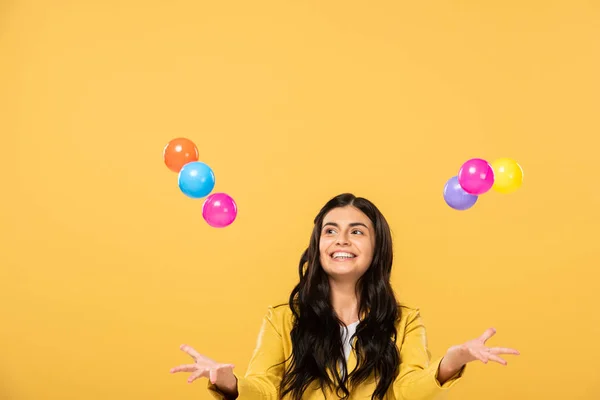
[392,309,465,400]
[207,306,286,400]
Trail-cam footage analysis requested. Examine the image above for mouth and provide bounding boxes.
[330,251,357,261]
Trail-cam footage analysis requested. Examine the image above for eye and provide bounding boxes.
[352,229,364,235]
[323,228,336,235]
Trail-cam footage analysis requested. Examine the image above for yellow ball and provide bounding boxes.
[491,158,524,194]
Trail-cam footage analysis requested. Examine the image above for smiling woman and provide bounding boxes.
[171,193,520,400]
[319,207,376,288]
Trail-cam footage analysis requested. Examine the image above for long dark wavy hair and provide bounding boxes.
[279,193,401,400]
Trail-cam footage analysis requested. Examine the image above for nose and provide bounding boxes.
[336,232,350,246]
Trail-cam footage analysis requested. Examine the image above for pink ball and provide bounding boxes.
[457,158,495,195]
[202,193,238,228]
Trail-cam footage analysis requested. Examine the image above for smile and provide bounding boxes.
[331,251,356,260]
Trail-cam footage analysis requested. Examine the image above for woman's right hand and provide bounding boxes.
[170,344,238,397]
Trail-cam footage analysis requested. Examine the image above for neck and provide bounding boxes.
[329,279,360,325]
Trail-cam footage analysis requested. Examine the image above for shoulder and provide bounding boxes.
[396,304,425,329]
[262,302,295,334]
[397,303,420,316]
[259,303,425,333]
[265,303,422,322]
[269,302,293,317]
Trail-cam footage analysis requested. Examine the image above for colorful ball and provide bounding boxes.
[458,158,494,195]
[443,176,478,210]
[178,161,215,199]
[163,138,199,172]
[203,193,238,228]
[491,158,524,194]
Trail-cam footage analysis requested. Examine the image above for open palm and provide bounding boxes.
[170,344,236,385]
[447,328,520,367]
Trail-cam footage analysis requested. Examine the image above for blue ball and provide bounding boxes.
[178,161,215,199]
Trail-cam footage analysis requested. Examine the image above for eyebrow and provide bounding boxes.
[323,222,369,229]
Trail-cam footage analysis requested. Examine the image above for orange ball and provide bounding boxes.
[163,138,199,172]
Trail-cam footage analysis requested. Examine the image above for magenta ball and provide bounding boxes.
[202,193,238,228]
[457,158,495,195]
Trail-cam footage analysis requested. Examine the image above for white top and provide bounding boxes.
[339,320,360,377]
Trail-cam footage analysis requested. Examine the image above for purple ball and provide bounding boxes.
[444,176,478,210]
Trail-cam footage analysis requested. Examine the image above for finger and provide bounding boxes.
[180,344,202,360]
[470,348,488,364]
[209,368,217,384]
[479,328,496,343]
[487,354,508,365]
[187,368,207,384]
[489,347,520,356]
[170,364,198,373]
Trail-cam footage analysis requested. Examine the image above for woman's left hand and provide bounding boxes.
[439,328,520,381]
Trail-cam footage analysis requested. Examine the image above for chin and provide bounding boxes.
[322,261,365,278]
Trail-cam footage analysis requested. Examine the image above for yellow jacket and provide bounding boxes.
[208,304,465,399]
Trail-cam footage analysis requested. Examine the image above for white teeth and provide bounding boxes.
[332,252,355,259]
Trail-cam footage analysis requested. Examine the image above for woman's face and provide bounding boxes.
[319,206,375,282]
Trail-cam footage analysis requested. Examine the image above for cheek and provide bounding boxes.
[359,240,375,259]
[319,238,331,256]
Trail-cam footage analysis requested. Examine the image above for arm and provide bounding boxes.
[392,309,465,400]
[207,307,286,400]
[438,355,467,385]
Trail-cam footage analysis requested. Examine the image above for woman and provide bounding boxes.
[170,193,519,399]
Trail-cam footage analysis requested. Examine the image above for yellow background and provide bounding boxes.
[1,1,599,399]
